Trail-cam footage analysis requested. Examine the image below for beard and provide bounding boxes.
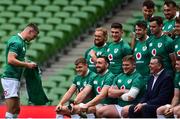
[94,40,105,47]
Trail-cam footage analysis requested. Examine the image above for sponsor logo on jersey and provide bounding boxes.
[158,43,162,48]
[108,54,113,61]
[127,79,132,84]
[177,50,180,56]
[151,49,156,56]
[120,85,125,90]
[114,48,118,53]
[97,86,101,93]
[136,52,142,60]
[90,58,94,64]
[142,46,147,51]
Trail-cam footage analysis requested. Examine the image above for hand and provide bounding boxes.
[134,103,145,112]
[164,107,173,117]
[26,62,37,69]
[56,104,63,112]
[89,50,96,57]
[79,103,88,112]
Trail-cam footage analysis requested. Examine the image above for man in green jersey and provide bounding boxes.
[96,55,145,118]
[131,20,150,77]
[56,57,96,118]
[1,23,39,118]
[174,17,180,59]
[84,27,108,73]
[163,0,177,37]
[148,16,175,76]
[141,0,155,36]
[107,23,132,75]
[72,56,115,118]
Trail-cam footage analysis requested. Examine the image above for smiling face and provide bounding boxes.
[149,58,162,74]
[96,57,108,74]
[122,60,135,74]
[111,28,123,42]
[150,21,162,36]
[94,30,106,47]
[135,25,147,40]
[163,4,176,20]
[75,63,88,76]
[142,6,154,20]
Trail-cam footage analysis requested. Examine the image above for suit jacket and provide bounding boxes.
[140,69,174,106]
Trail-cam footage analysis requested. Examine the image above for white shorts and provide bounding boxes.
[1,78,20,99]
[115,105,123,117]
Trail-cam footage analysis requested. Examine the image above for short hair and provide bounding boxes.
[95,27,108,41]
[151,56,164,67]
[143,0,155,9]
[111,23,123,30]
[97,56,110,65]
[26,23,39,34]
[122,55,135,64]
[74,57,87,65]
[150,16,163,26]
[175,16,180,24]
[135,20,147,29]
[164,0,177,7]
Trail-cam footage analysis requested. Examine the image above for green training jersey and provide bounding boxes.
[2,34,27,80]
[148,34,174,70]
[72,70,97,92]
[107,40,132,75]
[163,19,175,32]
[174,35,180,59]
[174,72,180,90]
[88,70,115,104]
[84,43,108,73]
[133,38,150,76]
[113,70,146,106]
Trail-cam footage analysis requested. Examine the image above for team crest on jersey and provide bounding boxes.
[77,81,80,86]
[90,58,94,64]
[151,49,156,56]
[134,48,137,52]
[97,86,101,93]
[158,43,162,48]
[118,79,122,83]
[23,47,25,51]
[175,45,178,49]
[97,52,102,56]
[136,52,142,60]
[168,25,172,29]
[120,85,125,90]
[149,43,153,47]
[127,79,132,84]
[108,54,113,61]
[114,48,118,53]
[107,48,110,52]
[93,80,98,84]
[142,46,147,51]
[177,50,180,56]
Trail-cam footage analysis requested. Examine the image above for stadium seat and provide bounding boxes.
[36,12,52,19]
[0,18,6,24]
[0,24,16,33]
[39,24,53,33]
[0,44,6,53]
[7,5,23,13]
[16,0,32,7]
[9,18,25,26]
[47,76,66,86]
[71,0,87,8]
[53,0,69,7]
[28,18,44,25]
[17,11,34,19]
[125,18,139,26]
[42,81,56,92]
[62,6,79,14]
[0,11,15,19]
[58,81,72,90]
[26,5,42,14]
[81,6,98,23]
[123,24,134,36]
[26,49,42,63]
[54,12,71,21]
[46,18,62,26]
[0,5,5,12]
[132,11,143,19]
[44,5,61,13]
[34,0,50,7]
[0,0,13,6]
[55,69,75,80]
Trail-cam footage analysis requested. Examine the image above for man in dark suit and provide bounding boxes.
[128,56,174,118]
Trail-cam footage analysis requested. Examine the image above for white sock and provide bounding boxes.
[5,112,14,118]
[71,114,80,119]
[174,115,178,119]
[56,114,63,119]
[157,114,166,119]
[86,113,95,119]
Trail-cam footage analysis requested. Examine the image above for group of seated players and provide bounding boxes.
[55,0,180,118]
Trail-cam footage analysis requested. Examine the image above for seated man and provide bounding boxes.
[55,57,97,118]
[96,55,146,118]
[128,56,174,118]
[156,60,180,118]
[72,56,115,118]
